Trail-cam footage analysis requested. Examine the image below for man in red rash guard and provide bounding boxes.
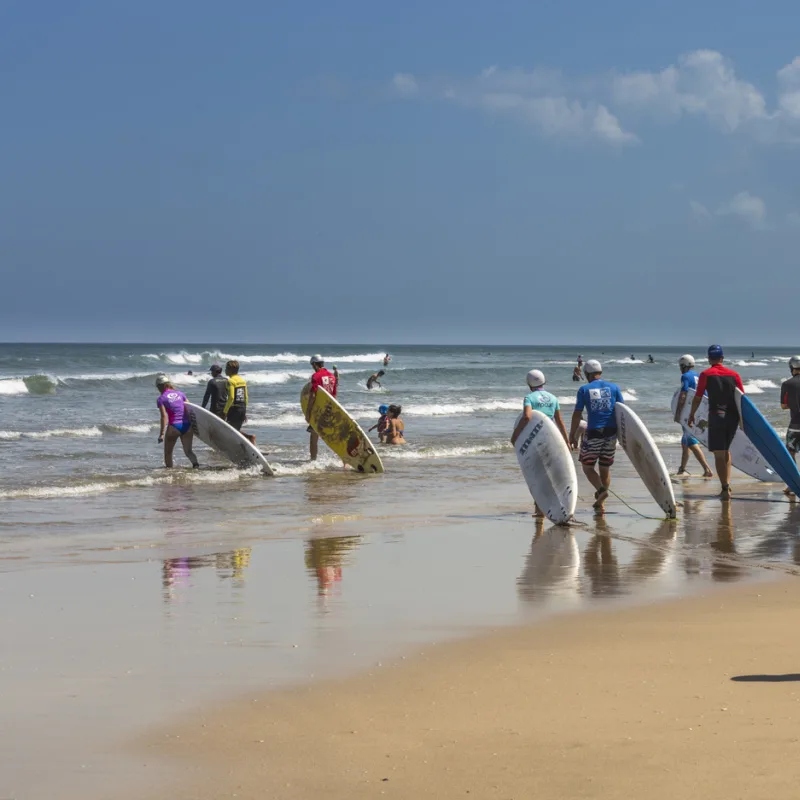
[688,344,744,501]
[305,354,338,461]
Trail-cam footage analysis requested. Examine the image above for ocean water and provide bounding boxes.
[0,343,795,550]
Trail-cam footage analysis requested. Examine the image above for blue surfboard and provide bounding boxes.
[736,389,800,495]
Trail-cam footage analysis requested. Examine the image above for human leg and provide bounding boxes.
[163,427,179,468]
[179,429,199,467]
[690,444,714,477]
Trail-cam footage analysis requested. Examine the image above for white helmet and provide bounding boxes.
[583,359,602,376]
[310,354,324,366]
[678,354,695,369]
[526,369,545,388]
[789,356,800,370]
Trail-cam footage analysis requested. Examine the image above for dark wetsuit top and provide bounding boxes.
[202,375,229,416]
[781,375,800,429]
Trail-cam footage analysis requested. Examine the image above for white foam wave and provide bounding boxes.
[652,433,682,444]
[0,466,263,500]
[622,389,638,401]
[383,442,510,460]
[247,413,307,428]
[0,379,28,395]
[735,360,768,367]
[145,351,388,366]
[743,379,777,394]
[556,396,577,405]
[405,400,520,416]
[1,427,105,440]
[609,359,646,364]
[100,423,155,434]
[270,455,343,476]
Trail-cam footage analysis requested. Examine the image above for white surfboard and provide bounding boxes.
[185,402,273,475]
[615,403,676,518]
[671,388,777,482]
[514,411,577,525]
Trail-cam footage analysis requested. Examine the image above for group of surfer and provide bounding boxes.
[516,345,800,515]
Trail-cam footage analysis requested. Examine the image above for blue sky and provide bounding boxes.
[2,0,799,344]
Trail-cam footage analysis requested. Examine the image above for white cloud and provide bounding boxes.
[717,191,767,229]
[612,50,767,132]
[391,50,800,146]
[392,73,418,96]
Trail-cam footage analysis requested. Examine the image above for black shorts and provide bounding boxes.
[707,412,738,452]
[226,407,246,431]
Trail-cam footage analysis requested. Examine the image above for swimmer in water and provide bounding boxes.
[385,404,405,445]
[155,375,199,469]
[368,404,390,443]
[366,370,385,390]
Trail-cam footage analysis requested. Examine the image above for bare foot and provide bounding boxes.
[719,486,732,501]
[703,470,714,478]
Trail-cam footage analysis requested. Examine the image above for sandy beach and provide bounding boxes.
[140,577,800,800]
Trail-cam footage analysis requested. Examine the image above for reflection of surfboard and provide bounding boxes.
[513,411,577,524]
[185,403,273,475]
[672,388,777,482]
[301,384,384,474]
[517,530,580,602]
[736,389,800,494]
[615,403,676,518]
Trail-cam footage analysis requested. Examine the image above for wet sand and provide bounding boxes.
[4,449,800,799]
[140,577,800,800]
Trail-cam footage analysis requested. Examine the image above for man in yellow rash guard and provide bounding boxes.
[223,360,256,444]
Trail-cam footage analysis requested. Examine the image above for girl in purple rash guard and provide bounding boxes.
[155,375,199,468]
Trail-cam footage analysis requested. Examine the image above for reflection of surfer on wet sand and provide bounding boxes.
[304,535,361,597]
[517,526,580,603]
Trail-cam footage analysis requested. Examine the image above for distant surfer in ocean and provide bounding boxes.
[572,365,582,382]
[383,354,391,367]
[202,362,228,419]
[780,356,800,496]
[366,370,385,390]
[687,345,744,501]
[155,374,199,469]
[673,354,713,478]
[647,355,655,363]
[569,360,624,514]
[306,355,338,460]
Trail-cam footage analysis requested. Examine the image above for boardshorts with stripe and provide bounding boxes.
[579,429,618,467]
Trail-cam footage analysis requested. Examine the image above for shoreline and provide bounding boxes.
[136,576,800,800]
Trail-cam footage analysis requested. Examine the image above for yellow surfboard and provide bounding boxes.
[301,383,384,474]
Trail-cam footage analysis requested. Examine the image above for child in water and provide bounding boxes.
[369,404,390,443]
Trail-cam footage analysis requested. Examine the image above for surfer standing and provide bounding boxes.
[569,360,624,514]
[223,360,255,445]
[306,355,338,460]
[511,369,571,518]
[780,356,800,495]
[202,363,229,419]
[674,354,714,478]
[155,375,199,469]
[687,345,744,501]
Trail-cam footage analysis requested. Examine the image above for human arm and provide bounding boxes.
[735,373,744,393]
[569,409,584,448]
[202,380,212,409]
[553,409,570,448]
[158,406,168,443]
[510,406,533,445]
[674,390,688,423]
[687,394,703,428]
[782,385,790,410]
[222,379,234,416]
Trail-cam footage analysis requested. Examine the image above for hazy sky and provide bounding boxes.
[2,1,800,344]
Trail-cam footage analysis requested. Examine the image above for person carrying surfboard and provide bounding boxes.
[155,374,200,469]
[687,345,744,501]
[780,355,800,495]
[568,360,624,514]
[306,355,338,461]
[511,369,571,518]
[674,354,714,478]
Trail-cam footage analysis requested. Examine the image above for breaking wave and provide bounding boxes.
[142,351,388,366]
[743,379,777,395]
[0,374,58,395]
